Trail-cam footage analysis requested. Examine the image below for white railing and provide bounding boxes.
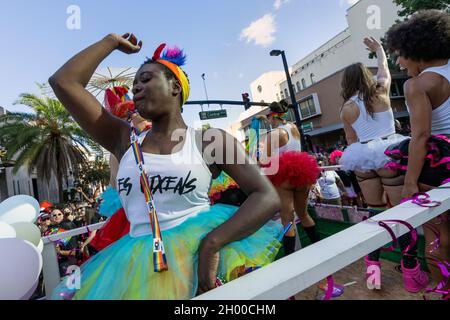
[194,183,450,300]
[41,184,449,300]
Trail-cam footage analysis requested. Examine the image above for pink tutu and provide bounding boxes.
[266,151,320,188]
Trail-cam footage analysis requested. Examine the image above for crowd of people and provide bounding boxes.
[36,189,106,272]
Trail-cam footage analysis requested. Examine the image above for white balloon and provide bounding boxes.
[0,195,40,225]
[0,221,16,239]
[0,238,42,300]
[36,239,44,253]
[11,222,42,247]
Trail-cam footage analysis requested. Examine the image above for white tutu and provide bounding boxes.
[340,134,409,172]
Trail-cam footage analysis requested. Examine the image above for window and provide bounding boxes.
[280,91,284,99]
[301,78,307,89]
[296,81,301,92]
[298,93,322,119]
[284,89,289,99]
[257,85,262,93]
[310,73,316,84]
[276,93,280,101]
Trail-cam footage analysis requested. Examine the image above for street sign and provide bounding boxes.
[199,109,227,120]
[301,122,314,133]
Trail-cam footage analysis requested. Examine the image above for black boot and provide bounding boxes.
[283,235,296,256]
[303,225,320,244]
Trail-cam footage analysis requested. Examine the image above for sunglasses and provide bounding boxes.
[52,213,63,217]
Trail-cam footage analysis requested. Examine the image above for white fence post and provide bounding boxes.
[42,241,60,299]
[41,222,106,299]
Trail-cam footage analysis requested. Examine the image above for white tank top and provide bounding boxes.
[276,124,302,155]
[420,60,450,135]
[350,95,395,143]
[116,127,212,237]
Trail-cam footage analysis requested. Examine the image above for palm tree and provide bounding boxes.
[0,91,103,202]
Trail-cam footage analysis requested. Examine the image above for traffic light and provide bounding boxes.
[242,93,251,110]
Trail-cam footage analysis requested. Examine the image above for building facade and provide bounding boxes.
[237,0,409,151]
[250,71,288,103]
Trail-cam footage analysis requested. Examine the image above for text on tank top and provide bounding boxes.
[349,95,395,143]
[116,127,212,237]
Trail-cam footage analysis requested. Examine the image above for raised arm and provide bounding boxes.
[49,33,142,158]
[364,37,391,91]
[197,129,281,293]
[76,187,94,204]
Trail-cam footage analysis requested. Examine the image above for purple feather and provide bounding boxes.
[161,46,187,67]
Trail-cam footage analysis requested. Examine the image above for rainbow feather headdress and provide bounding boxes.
[150,43,190,105]
[269,111,289,121]
[104,86,135,119]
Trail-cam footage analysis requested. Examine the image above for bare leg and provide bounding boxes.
[355,170,386,207]
[293,184,315,228]
[275,186,295,236]
[377,168,404,206]
[292,183,320,244]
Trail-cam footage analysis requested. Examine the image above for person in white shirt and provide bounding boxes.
[316,170,347,206]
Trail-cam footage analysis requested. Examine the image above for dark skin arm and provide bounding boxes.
[49,33,142,159]
[402,78,432,198]
[197,129,281,294]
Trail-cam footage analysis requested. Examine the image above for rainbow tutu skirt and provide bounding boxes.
[51,204,283,300]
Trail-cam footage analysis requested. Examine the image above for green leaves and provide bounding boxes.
[1,88,104,201]
[393,0,450,17]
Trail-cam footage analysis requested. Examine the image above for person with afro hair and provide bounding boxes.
[385,9,450,294]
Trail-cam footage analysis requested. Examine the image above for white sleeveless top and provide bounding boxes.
[116,127,212,237]
[420,60,450,135]
[276,124,302,155]
[349,95,395,143]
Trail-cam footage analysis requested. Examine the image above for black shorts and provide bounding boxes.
[385,135,450,187]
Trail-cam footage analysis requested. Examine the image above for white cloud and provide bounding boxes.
[240,14,277,47]
[274,0,290,10]
[339,0,359,7]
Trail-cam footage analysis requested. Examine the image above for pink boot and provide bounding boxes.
[401,260,429,293]
[365,256,381,290]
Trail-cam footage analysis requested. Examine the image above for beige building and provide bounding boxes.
[232,0,408,150]
[250,71,289,103]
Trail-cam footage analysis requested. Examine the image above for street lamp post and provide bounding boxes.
[270,49,308,151]
[201,73,210,109]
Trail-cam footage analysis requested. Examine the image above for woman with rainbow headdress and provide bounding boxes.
[256,102,342,297]
[258,101,320,253]
[88,85,151,253]
[48,33,283,299]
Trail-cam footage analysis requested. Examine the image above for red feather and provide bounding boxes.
[152,43,166,61]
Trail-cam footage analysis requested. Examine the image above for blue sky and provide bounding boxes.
[0,0,358,129]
